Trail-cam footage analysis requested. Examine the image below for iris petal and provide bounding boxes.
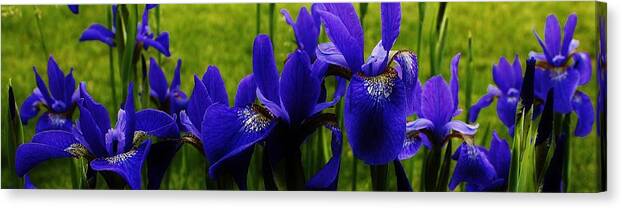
[234,74,257,108]
[15,130,79,176]
[572,91,594,137]
[46,56,66,103]
[136,109,179,139]
[380,3,401,51]
[146,140,181,189]
[316,42,349,69]
[545,14,562,56]
[316,4,364,72]
[202,65,230,106]
[450,53,461,113]
[90,140,151,190]
[280,50,321,125]
[421,76,454,130]
[306,124,342,190]
[552,70,580,113]
[488,131,511,181]
[148,58,168,103]
[561,14,578,56]
[79,24,115,47]
[35,113,72,132]
[186,75,212,133]
[391,51,420,116]
[573,52,592,86]
[252,34,280,104]
[281,7,319,60]
[201,104,276,180]
[345,69,405,165]
[19,91,43,125]
[448,143,497,191]
[468,86,499,123]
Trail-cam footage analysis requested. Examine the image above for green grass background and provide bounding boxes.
[1,2,602,191]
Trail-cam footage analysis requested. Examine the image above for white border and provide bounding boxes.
[1,0,619,208]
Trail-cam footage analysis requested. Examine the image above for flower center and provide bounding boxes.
[506,88,520,104]
[362,68,398,102]
[48,113,67,127]
[550,69,569,81]
[64,143,88,157]
[237,105,274,133]
[105,150,137,164]
[105,128,126,155]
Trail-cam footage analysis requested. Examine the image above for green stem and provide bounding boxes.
[107,7,118,109]
[436,141,453,191]
[370,164,388,191]
[561,114,571,192]
[256,4,261,34]
[33,6,49,58]
[424,144,442,191]
[269,3,275,42]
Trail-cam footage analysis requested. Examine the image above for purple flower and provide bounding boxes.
[468,56,523,136]
[148,57,187,114]
[399,54,478,160]
[316,3,419,165]
[15,83,177,189]
[20,56,78,132]
[281,5,321,60]
[449,131,510,191]
[531,14,593,136]
[79,5,170,57]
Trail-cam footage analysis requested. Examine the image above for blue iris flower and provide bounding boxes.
[148,57,187,114]
[468,56,523,136]
[531,14,593,137]
[15,83,177,189]
[315,3,424,165]
[20,56,78,133]
[79,4,170,57]
[449,131,511,192]
[398,54,478,160]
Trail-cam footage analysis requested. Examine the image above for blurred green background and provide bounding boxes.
[1,2,602,191]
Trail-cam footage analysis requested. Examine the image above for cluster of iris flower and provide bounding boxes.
[14,3,595,191]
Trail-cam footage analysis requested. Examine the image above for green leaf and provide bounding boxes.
[5,80,25,188]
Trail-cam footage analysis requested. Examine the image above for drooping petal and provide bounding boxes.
[142,32,171,57]
[390,51,419,116]
[573,52,592,86]
[311,77,346,115]
[79,24,115,47]
[90,140,151,190]
[280,50,321,125]
[572,91,594,137]
[534,69,552,101]
[234,74,257,108]
[316,4,364,72]
[19,91,44,124]
[421,76,454,130]
[488,131,511,182]
[252,34,281,104]
[444,120,478,137]
[146,140,181,189]
[202,65,230,106]
[316,42,349,69]
[345,69,405,165]
[468,85,500,123]
[545,14,562,56]
[399,119,433,160]
[15,131,80,176]
[201,104,276,180]
[450,53,461,112]
[448,143,497,191]
[561,14,578,56]
[552,70,580,113]
[35,113,72,132]
[496,95,519,130]
[186,75,212,133]
[533,31,552,64]
[136,109,179,139]
[148,57,168,104]
[380,2,401,51]
[306,124,342,190]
